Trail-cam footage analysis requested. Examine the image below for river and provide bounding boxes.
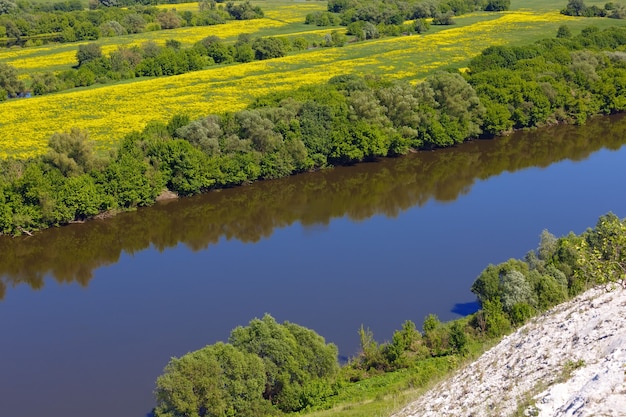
[1,114,626,417]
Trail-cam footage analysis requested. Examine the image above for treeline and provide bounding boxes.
[467,25,626,133]
[153,213,626,416]
[26,33,300,95]
[305,0,510,37]
[561,0,626,18]
[2,112,625,297]
[0,0,262,45]
[3,26,626,234]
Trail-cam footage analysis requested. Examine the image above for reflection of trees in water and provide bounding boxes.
[1,114,625,296]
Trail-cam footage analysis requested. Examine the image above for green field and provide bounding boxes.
[1,0,625,159]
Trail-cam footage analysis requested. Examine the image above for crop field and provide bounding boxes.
[1,0,625,159]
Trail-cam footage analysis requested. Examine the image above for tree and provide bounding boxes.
[0,63,25,100]
[448,321,469,355]
[154,342,267,417]
[157,10,182,29]
[76,43,102,67]
[98,0,118,6]
[484,0,510,12]
[481,298,511,337]
[414,18,430,34]
[432,11,455,25]
[576,213,626,288]
[499,270,535,312]
[122,13,146,34]
[226,0,263,20]
[562,0,587,16]
[229,314,338,412]
[557,24,572,39]
[384,320,424,366]
[44,128,97,176]
[471,259,529,304]
[0,0,15,15]
[253,37,286,60]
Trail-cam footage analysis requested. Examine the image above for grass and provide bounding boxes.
[2,0,626,159]
[301,339,499,417]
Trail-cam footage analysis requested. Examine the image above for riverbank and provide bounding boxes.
[391,285,626,417]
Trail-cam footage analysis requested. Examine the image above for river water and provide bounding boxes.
[1,114,626,417]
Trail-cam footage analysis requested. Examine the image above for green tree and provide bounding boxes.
[154,342,267,417]
[414,18,430,34]
[471,259,529,304]
[557,24,572,39]
[448,321,469,355]
[384,320,426,366]
[562,0,587,16]
[576,213,626,288]
[253,37,286,60]
[0,0,15,15]
[484,0,510,12]
[499,270,535,312]
[481,298,511,337]
[423,314,448,355]
[76,43,102,67]
[229,314,338,412]
[44,128,97,177]
[0,62,25,100]
[157,10,182,29]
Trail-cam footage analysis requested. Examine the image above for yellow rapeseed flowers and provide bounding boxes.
[0,9,581,159]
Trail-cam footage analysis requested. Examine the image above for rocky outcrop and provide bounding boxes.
[392,286,626,417]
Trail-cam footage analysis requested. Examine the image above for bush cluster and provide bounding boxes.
[561,0,626,18]
[154,314,339,417]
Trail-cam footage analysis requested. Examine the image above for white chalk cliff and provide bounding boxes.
[392,286,626,417]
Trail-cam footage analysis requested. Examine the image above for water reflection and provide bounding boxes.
[1,114,625,298]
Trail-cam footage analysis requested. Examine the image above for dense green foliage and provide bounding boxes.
[0,0,262,45]
[3,112,624,295]
[561,0,626,18]
[151,214,626,416]
[324,0,505,26]
[471,213,626,335]
[466,25,626,133]
[154,314,339,417]
[4,26,626,234]
[305,0,509,36]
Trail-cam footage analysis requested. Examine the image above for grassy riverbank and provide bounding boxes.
[152,213,626,417]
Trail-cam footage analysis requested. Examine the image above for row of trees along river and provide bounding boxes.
[0,110,626,416]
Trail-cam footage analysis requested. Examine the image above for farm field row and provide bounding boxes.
[0,1,622,159]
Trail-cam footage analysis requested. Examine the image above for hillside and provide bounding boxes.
[392,285,626,416]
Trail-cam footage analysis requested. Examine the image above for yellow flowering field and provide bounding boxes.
[1,19,286,72]
[0,6,618,159]
[0,1,324,73]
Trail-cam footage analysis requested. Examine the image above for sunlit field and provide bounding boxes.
[1,0,624,159]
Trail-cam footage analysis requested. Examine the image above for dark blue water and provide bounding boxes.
[1,115,625,417]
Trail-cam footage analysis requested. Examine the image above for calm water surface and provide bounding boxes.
[1,115,626,417]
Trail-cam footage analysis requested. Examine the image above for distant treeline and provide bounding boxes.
[2,26,626,234]
[151,213,626,416]
[0,0,262,45]
[561,0,626,18]
[305,0,510,41]
[11,32,333,97]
